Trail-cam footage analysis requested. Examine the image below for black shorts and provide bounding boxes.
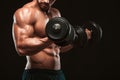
[22,69,65,80]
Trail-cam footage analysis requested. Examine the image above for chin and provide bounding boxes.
[41,7,50,12]
[39,3,50,12]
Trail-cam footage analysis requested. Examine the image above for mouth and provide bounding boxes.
[39,2,50,11]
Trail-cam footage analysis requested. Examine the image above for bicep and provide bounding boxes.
[13,9,35,42]
[13,23,34,43]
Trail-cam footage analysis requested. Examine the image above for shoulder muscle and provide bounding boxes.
[13,7,36,26]
[50,8,61,17]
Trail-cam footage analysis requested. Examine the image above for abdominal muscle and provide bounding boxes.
[25,43,61,70]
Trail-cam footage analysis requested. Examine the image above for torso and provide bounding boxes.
[23,2,61,70]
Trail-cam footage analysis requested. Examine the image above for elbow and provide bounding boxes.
[16,48,28,56]
[17,47,35,56]
[17,48,27,56]
[16,43,30,56]
[14,44,27,56]
[60,44,73,53]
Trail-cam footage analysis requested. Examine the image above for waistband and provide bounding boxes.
[24,69,63,75]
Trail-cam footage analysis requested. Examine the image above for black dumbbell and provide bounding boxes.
[45,17,76,46]
[45,17,102,47]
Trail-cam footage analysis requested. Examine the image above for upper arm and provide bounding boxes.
[54,8,61,17]
[12,8,35,45]
[51,8,61,17]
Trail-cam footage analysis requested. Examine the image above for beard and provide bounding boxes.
[39,2,50,12]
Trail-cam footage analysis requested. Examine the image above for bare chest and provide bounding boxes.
[34,13,49,37]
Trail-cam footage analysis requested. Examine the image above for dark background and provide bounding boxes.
[1,0,120,80]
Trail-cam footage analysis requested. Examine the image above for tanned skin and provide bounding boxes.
[12,0,91,70]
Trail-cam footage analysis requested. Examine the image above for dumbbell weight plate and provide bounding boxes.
[46,17,70,41]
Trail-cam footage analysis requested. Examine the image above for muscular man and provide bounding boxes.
[12,0,91,80]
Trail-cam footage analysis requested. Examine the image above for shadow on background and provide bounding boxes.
[0,0,119,80]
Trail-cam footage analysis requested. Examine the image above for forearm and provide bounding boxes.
[16,37,52,55]
[60,44,73,53]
